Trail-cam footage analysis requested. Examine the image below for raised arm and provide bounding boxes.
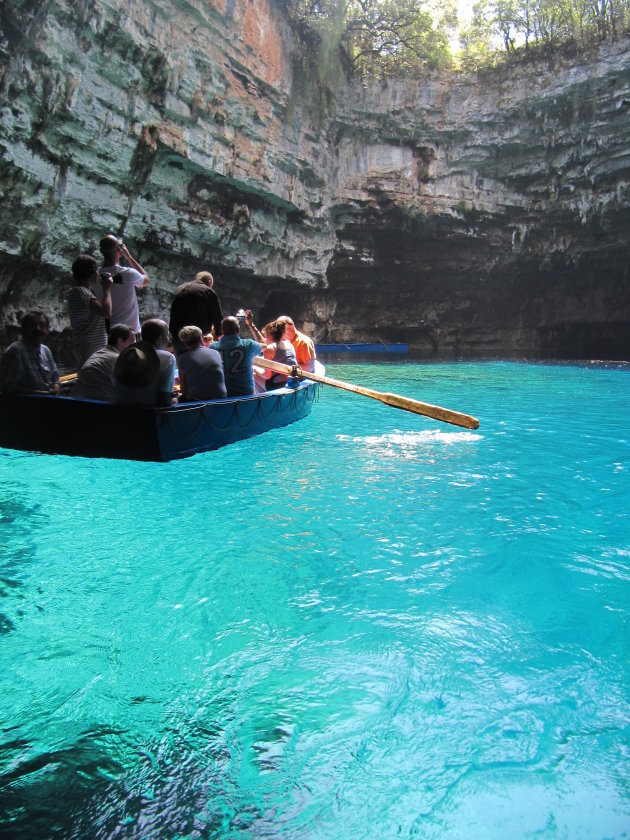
[88,273,113,319]
[244,310,265,344]
[120,243,150,287]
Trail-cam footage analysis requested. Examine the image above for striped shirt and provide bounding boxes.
[67,286,107,349]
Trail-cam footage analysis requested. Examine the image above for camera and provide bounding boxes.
[236,309,246,322]
[102,272,122,284]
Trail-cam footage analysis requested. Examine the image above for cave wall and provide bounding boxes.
[327,42,630,357]
[0,0,629,361]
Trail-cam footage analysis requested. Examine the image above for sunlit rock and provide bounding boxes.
[0,0,628,361]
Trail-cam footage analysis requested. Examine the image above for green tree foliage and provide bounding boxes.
[460,0,630,68]
[281,0,455,78]
[344,0,455,73]
[457,3,501,69]
[280,0,630,80]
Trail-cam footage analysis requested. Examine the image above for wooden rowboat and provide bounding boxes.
[0,379,319,462]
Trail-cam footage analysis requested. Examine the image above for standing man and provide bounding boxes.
[276,316,316,371]
[169,271,223,355]
[208,316,261,397]
[91,234,150,333]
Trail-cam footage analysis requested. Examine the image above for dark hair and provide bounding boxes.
[108,324,134,346]
[21,310,49,332]
[221,316,239,336]
[72,254,99,282]
[141,318,169,346]
[263,320,285,342]
[99,234,120,261]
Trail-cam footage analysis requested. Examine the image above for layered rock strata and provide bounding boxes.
[0,0,628,360]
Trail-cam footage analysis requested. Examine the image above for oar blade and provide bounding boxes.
[380,392,479,429]
[252,356,479,429]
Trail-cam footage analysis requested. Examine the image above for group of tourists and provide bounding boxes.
[0,234,317,407]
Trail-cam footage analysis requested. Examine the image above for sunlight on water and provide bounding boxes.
[0,361,629,838]
[338,429,481,461]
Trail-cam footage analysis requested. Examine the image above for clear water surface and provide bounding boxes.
[1,360,629,838]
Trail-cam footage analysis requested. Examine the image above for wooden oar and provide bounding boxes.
[60,373,77,383]
[254,357,480,430]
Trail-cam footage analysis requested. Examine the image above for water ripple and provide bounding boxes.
[1,361,629,837]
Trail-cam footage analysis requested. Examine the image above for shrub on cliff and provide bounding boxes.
[278,0,455,80]
[278,0,630,79]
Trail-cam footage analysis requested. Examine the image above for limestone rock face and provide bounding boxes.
[329,44,630,357]
[0,0,629,361]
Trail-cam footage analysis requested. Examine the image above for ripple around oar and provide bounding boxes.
[0,361,629,838]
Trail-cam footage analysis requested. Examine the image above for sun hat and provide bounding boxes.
[114,341,160,386]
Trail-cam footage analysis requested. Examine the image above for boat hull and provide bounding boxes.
[0,381,319,461]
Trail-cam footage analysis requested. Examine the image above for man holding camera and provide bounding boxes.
[91,234,150,333]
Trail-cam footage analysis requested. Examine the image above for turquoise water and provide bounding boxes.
[1,360,629,838]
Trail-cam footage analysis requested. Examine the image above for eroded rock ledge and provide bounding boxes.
[1,0,629,360]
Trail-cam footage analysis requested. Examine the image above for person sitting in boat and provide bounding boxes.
[0,310,60,396]
[276,315,316,372]
[72,324,136,402]
[115,319,176,407]
[176,326,227,402]
[90,235,150,334]
[207,316,262,397]
[169,271,223,356]
[242,311,268,391]
[260,320,298,391]
[67,254,113,368]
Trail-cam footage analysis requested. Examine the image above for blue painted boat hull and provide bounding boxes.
[315,343,408,354]
[0,381,319,462]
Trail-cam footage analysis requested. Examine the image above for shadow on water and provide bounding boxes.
[0,707,257,838]
[0,730,124,839]
[0,471,48,638]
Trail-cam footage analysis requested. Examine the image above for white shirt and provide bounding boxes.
[90,265,145,332]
